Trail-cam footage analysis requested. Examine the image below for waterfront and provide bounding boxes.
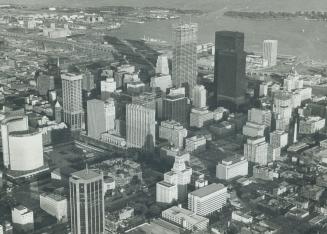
[108,14,327,61]
[2,0,327,60]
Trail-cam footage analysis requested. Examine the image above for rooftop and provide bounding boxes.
[71,169,102,181]
[190,183,226,198]
[221,155,246,165]
[158,180,176,188]
[41,192,66,202]
[163,206,208,225]
[126,219,181,234]
[61,73,83,81]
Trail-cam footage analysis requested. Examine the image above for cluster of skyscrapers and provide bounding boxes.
[0,13,290,234]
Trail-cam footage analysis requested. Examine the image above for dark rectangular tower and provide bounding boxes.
[162,94,189,127]
[214,31,246,111]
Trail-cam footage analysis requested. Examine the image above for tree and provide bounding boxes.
[146,204,161,218]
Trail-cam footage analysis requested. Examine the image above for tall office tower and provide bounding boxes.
[192,85,207,109]
[126,104,156,151]
[273,91,293,131]
[162,92,189,127]
[104,99,115,132]
[54,101,62,123]
[172,22,198,94]
[87,99,106,139]
[214,31,246,110]
[166,155,192,200]
[101,78,116,101]
[263,40,278,67]
[62,73,84,130]
[188,183,228,216]
[70,169,105,234]
[157,154,192,203]
[133,92,163,121]
[248,108,272,128]
[270,130,288,148]
[150,74,172,93]
[37,73,55,96]
[159,120,188,149]
[244,137,268,165]
[151,56,172,92]
[132,92,157,110]
[1,116,29,168]
[82,70,95,93]
[156,54,170,75]
[156,181,178,204]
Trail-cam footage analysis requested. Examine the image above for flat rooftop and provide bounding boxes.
[71,169,102,181]
[126,219,181,234]
[163,206,208,225]
[190,183,225,198]
[158,180,175,188]
[41,192,66,202]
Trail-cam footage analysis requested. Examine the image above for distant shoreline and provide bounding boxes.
[224,10,327,21]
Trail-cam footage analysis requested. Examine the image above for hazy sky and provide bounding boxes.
[1,0,327,11]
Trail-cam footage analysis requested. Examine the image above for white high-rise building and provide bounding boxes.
[156,54,170,75]
[8,130,44,172]
[283,71,303,92]
[244,137,268,165]
[70,169,105,234]
[216,156,248,180]
[242,122,266,138]
[263,40,278,67]
[188,183,228,216]
[12,205,34,232]
[104,98,116,132]
[159,120,187,149]
[150,74,172,93]
[164,155,192,201]
[40,193,68,222]
[126,104,156,151]
[156,181,178,204]
[273,91,293,131]
[156,155,192,203]
[270,130,288,148]
[1,115,29,168]
[268,145,281,162]
[259,83,268,97]
[101,78,116,101]
[172,22,198,93]
[248,108,272,127]
[192,85,207,108]
[87,99,106,139]
[62,73,84,130]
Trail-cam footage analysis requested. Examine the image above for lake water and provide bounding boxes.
[2,0,327,61]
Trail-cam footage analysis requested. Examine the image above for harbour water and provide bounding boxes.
[2,0,327,60]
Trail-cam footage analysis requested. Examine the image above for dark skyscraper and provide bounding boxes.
[214,31,246,111]
[162,93,189,127]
